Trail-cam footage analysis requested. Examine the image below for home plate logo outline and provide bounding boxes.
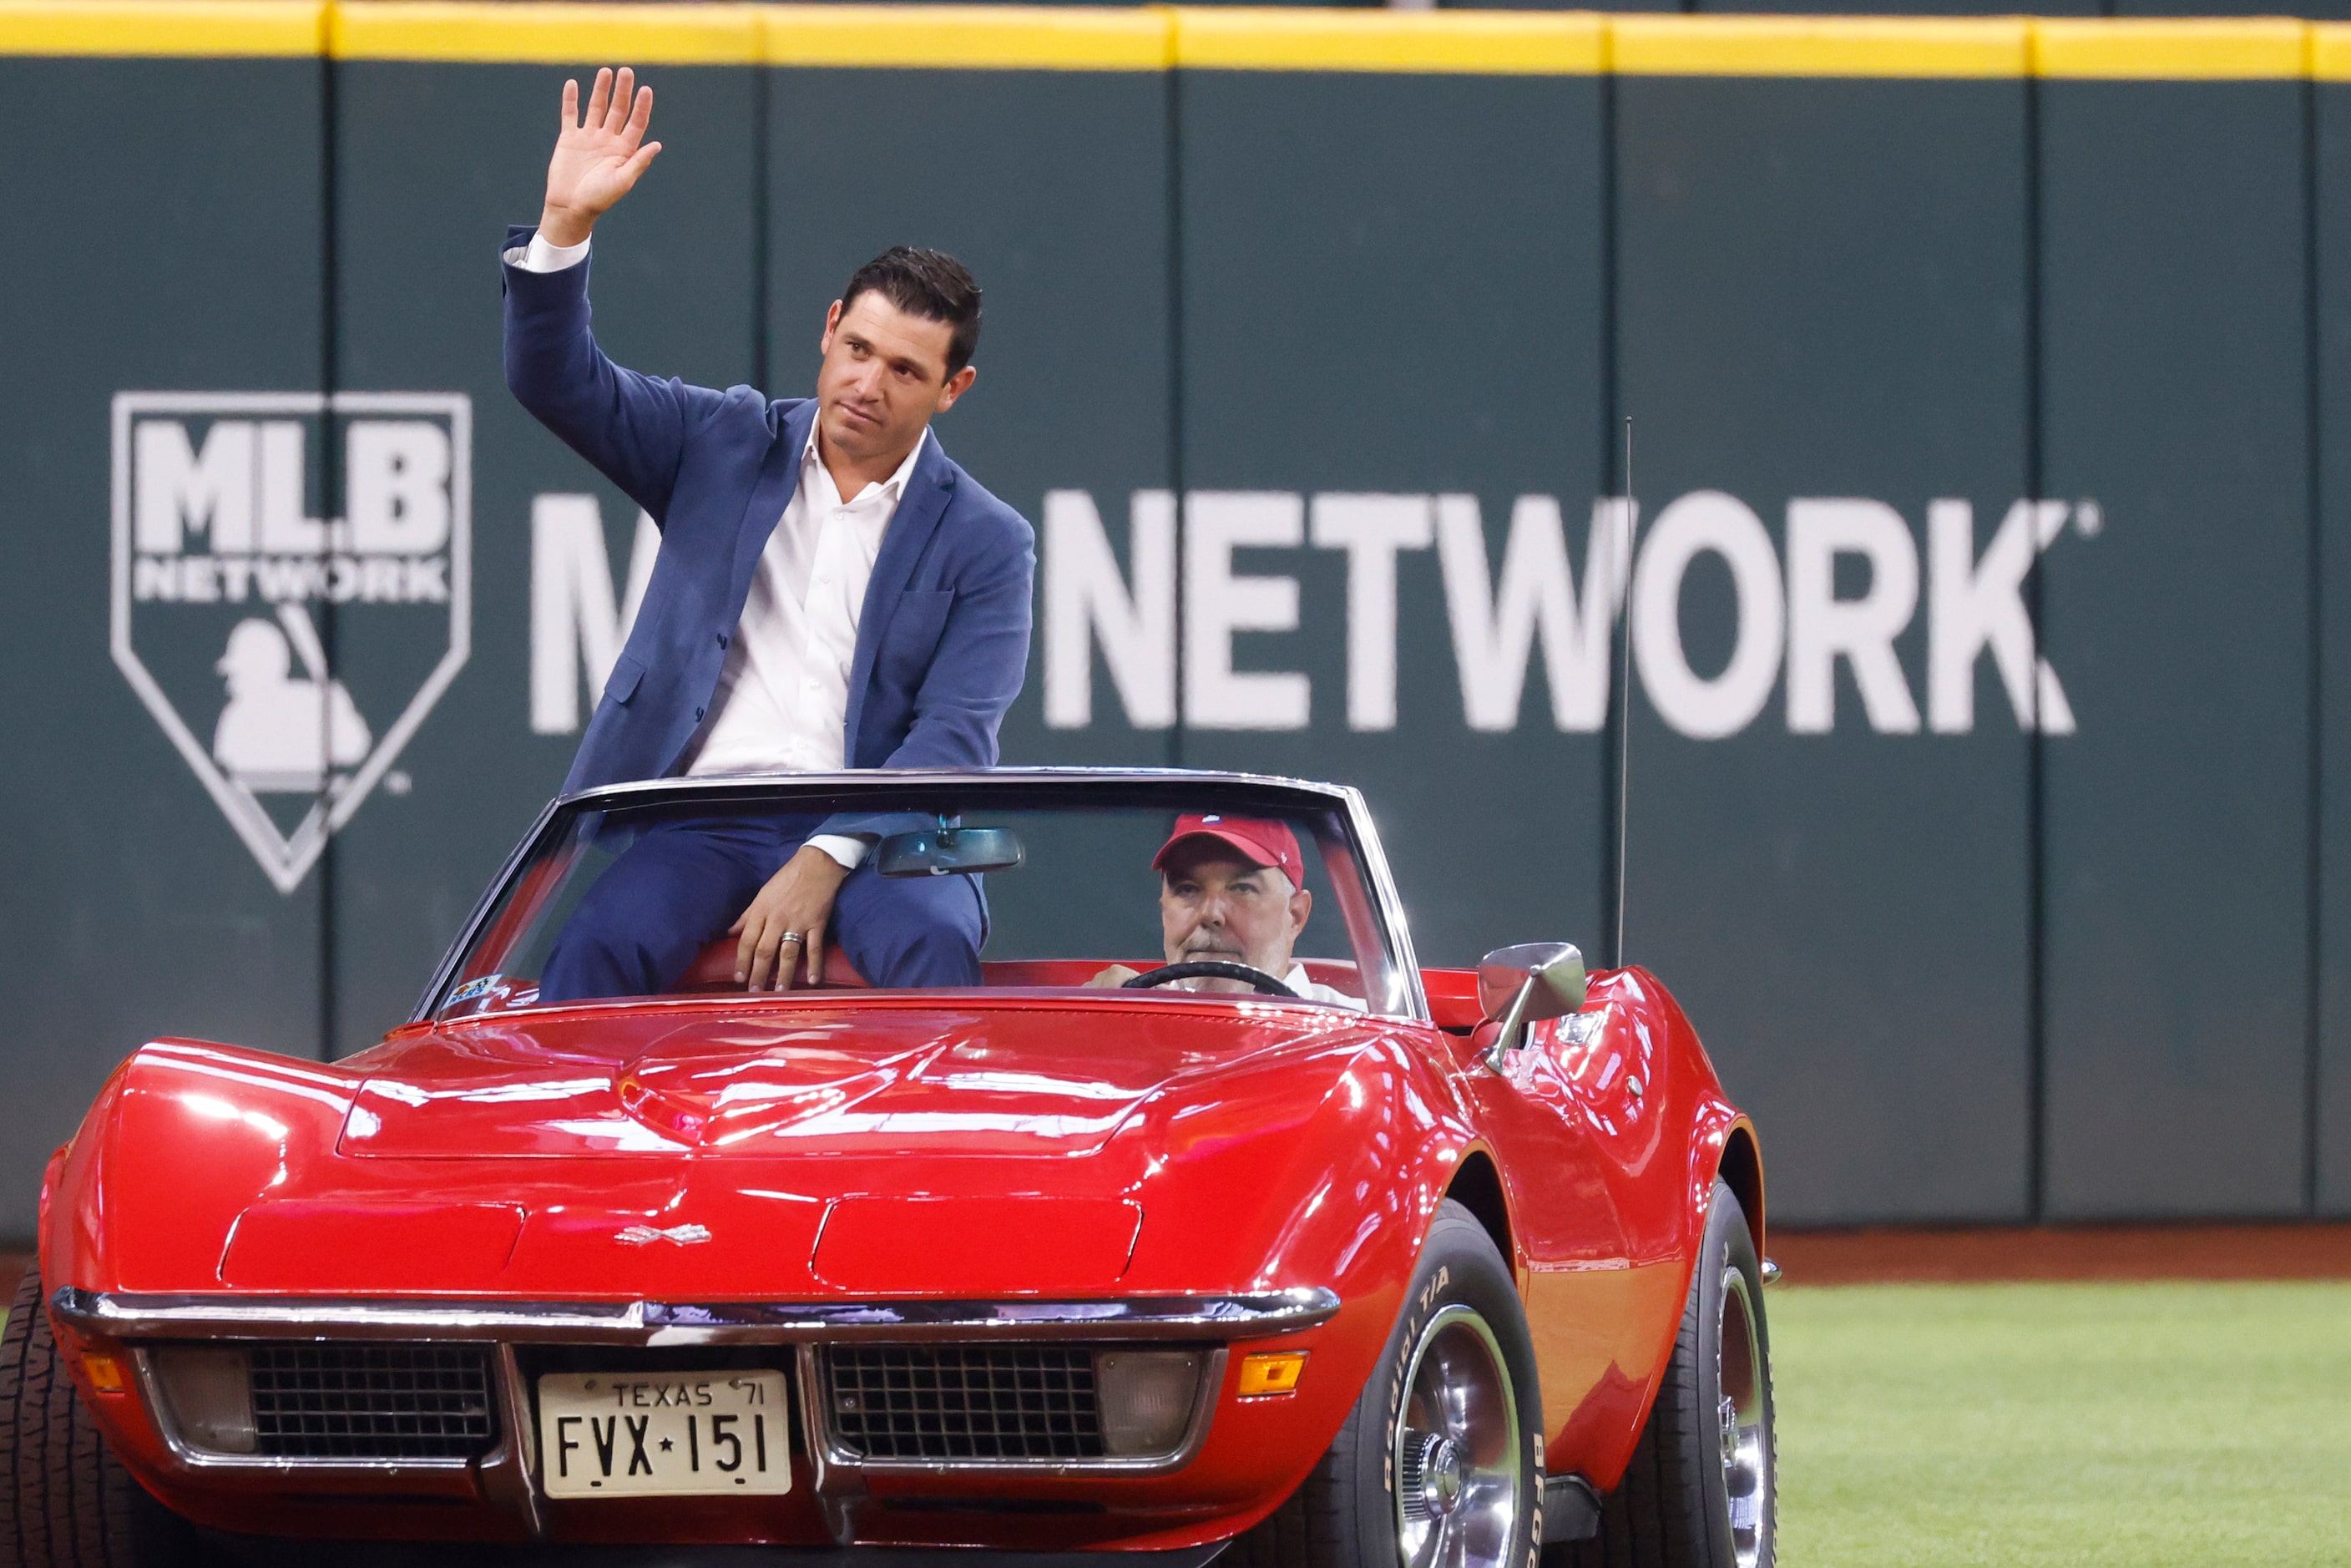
[110,392,473,895]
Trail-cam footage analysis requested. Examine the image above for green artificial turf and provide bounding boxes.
[1770,1282,2351,1567]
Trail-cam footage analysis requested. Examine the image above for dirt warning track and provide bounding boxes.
[1769,1222,2351,1284]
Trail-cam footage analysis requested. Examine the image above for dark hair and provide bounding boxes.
[840,246,983,379]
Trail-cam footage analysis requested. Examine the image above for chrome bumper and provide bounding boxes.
[56,1286,1338,1542]
[54,1287,1339,1344]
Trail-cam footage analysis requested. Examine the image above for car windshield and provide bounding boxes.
[423,776,1414,1021]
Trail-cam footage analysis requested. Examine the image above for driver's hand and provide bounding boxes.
[730,845,853,991]
[1084,964,1140,989]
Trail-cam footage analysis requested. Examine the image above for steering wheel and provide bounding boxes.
[1120,960,1298,999]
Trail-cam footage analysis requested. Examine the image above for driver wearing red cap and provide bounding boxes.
[1086,814,1366,1008]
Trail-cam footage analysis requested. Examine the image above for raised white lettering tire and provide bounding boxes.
[1231,1198,1545,1568]
[1550,1181,1777,1568]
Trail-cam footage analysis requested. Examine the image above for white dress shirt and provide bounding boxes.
[1283,963,1369,1010]
[1159,964,1365,1009]
[507,232,926,870]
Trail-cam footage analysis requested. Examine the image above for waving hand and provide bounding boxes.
[538,67,661,247]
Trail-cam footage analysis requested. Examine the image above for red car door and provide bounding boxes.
[1449,1011,1641,1474]
[1545,972,1701,1478]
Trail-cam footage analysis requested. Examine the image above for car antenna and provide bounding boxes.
[1613,415,1634,971]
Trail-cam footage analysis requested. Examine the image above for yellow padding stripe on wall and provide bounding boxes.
[2033,17,2308,79]
[763,7,1167,71]
[1176,11,1602,76]
[0,2,2347,80]
[331,3,756,64]
[1610,16,2026,78]
[2313,23,2351,80]
[0,0,323,57]
[330,3,1171,68]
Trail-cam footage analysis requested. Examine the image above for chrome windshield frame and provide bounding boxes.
[408,767,1430,1024]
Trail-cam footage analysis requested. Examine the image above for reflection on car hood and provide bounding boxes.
[338,995,1379,1161]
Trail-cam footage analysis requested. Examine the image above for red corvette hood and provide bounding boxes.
[338,996,1373,1161]
[56,1001,1429,1298]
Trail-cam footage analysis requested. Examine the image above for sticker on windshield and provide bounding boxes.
[447,974,503,1007]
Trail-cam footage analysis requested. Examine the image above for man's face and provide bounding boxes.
[1158,844,1312,991]
[816,292,976,468]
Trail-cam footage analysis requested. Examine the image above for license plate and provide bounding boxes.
[537,1370,791,1497]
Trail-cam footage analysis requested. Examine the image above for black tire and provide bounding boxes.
[1551,1182,1776,1568]
[1231,1199,1545,1568]
[0,1266,196,1567]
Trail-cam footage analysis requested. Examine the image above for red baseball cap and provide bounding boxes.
[1152,813,1304,884]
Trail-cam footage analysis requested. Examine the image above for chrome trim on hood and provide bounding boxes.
[53,1286,1341,1344]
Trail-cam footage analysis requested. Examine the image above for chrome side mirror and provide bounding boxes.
[1476,943,1588,1072]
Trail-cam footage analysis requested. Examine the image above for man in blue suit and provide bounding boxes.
[504,67,1034,1001]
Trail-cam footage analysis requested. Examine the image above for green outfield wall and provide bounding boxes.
[3,2,2348,1235]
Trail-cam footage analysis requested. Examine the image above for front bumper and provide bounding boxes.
[53,1287,1347,1551]
[53,1287,1339,1345]
[197,1540,1236,1568]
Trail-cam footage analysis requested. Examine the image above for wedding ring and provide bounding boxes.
[778,931,804,945]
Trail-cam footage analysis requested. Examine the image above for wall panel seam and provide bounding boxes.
[2304,72,2325,1216]
[1165,59,1184,771]
[2025,67,2046,1222]
[1599,63,1623,972]
[317,41,341,1061]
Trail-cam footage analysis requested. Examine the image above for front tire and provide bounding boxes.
[1553,1181,1776,1568]
[0,1265,195,1567]
[1233,1199,1544,1568]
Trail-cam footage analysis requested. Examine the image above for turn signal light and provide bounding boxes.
[80,1354,125,1394]
[1236,1351,1309,1398]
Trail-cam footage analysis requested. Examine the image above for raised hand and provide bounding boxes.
[538,66,661,247]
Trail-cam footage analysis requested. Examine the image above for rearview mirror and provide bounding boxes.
[875,825,1025,879]
[1476,943,1588,1070]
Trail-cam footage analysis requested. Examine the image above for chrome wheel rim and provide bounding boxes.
[1392,1303,1523,1568]
[1715,1262,1770,1568]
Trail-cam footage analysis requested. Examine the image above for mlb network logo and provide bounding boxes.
[110,392,473,893]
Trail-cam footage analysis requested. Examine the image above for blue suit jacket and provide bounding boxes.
[501,230,1034,826]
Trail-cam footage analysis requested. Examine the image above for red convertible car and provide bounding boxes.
[3,771,1774,1568]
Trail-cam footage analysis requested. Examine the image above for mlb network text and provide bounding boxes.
[535,488,2091,741]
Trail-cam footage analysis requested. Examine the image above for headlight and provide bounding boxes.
[148,1347,257,1454]
[1094,1349,1203,1458]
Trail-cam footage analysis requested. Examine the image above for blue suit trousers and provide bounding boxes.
[538,816,986,1003]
